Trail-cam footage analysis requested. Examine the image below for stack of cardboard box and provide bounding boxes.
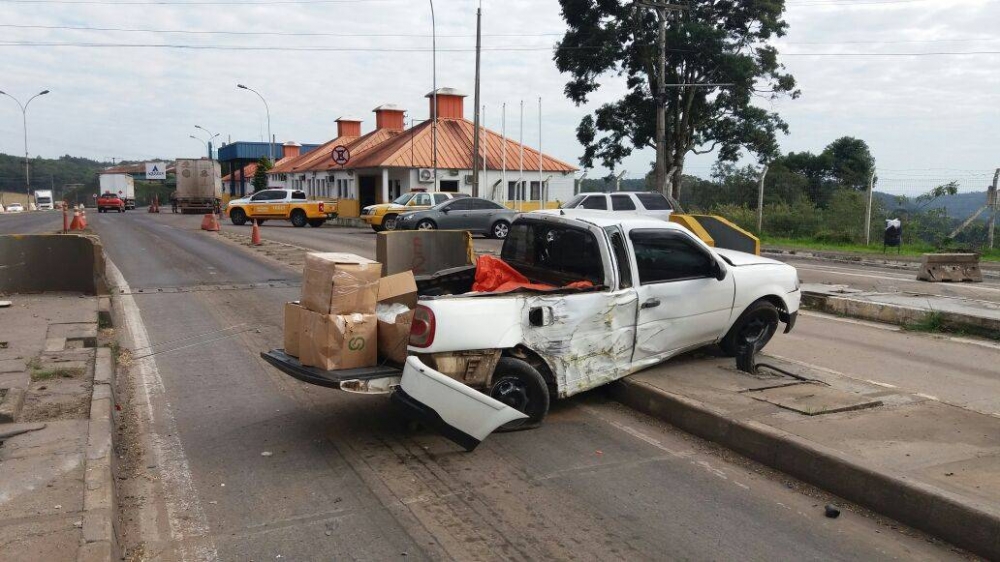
[283,252,417,370]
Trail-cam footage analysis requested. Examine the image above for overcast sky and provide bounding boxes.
[1,0,998,196]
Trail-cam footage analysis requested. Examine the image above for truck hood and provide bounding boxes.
[228,197,251,207]
[714,248,783,267]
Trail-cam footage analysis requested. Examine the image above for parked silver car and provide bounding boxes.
[394,197,519,239]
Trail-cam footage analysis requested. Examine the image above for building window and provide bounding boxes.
[530,181,543,201]
[507,181,526,201]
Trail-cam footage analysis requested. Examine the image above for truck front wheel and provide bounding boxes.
[290,210,307,228]
[719,299,780,357]
[230,208,247,226]
[489,358,550,431]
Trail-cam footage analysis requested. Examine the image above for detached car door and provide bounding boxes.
[629,228,736,363]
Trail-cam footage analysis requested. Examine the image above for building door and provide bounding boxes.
[359,176,377,208]
[440,180,459,193]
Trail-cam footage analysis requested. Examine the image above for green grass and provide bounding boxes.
[31,367,84,382]
[901,311,1000,341]
[763,237,1000,262]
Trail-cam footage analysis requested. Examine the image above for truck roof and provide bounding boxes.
[522,209,686,232]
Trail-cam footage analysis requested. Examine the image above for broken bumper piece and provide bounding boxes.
[391,356,527,452]
[260,349,401,391]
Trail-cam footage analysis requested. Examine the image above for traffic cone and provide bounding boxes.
[69,210,84,231]
[200,213,220,232]
[251,219,262,246]
[79,208,88,229]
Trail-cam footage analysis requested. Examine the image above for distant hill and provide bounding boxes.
[0,153,109,200]
[875,190,991,221]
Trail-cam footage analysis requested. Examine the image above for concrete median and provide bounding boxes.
[0,234,106,295]
[611,355,1000,560]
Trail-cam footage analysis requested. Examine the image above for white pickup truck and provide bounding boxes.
[264,211,800,450]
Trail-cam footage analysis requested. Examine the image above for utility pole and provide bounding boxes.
[0,89,50,194]
[471,1,482,197]
[756,164,769,234]
[989,169,999,249]
[864,168,877,246]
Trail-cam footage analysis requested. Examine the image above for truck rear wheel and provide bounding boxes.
[290,210,307,228]
[489,358,549,431]
[230,208,247,226]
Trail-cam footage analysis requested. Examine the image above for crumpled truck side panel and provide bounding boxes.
[521,290,639,398]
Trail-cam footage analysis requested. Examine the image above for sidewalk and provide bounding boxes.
[764,247,1000,278]
[0,294,115,561]
[803,282,1000,337]
[612,352,1000,559]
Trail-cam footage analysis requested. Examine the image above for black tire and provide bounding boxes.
[489,357,550,431]
[491,220,510,239]
[257,219,267,225]
[719,299,780,357]
[308,219,326,228]
[230,208,247,226]
[371,224,385,232]
[290,210,308,228]
[383,214,399,231]
[416,219,437,231]
[118,208,124,213]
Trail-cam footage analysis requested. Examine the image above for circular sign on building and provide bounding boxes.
[331,145,351,167]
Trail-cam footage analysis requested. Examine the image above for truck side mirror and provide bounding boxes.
[713,260,727,281]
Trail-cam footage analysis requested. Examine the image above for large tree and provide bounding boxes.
[251,157,273,193]
[555,0,798,201]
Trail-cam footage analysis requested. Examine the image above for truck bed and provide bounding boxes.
[261,349,401,388]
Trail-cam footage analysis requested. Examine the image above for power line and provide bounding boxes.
[0,41,582,52]
[0,23,564,38]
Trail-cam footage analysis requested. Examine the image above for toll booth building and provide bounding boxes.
[267,88,578,218]
[218,140,321,201]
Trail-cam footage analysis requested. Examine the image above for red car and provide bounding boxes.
[97,192,125,213]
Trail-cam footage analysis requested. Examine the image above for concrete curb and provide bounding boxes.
[77,346,116,562]
[803,291,1000,337]
[762,248,1000,279]
[609,378,1000,560]
[0,387,26,423]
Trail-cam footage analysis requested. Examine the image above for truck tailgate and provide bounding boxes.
[261,349,401,389]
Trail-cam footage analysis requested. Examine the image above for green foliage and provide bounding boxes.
[0,152,108,201]
[555,0,798,186]
[252,157,273,193]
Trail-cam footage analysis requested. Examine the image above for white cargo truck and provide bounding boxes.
[98,173,136,210]
[33,189,54,210]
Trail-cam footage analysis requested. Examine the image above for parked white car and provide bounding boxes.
[561,191,673,220]
[267,212,801,450]
[6,203,24,213]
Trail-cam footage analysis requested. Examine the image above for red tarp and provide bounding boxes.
[472,255,593,293]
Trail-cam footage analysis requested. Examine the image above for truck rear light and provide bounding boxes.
[318,202,325,213]
[409,305,436,348]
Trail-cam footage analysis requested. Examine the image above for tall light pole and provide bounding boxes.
[194,124,218,159]
[237,84,273,163]
[189,135,208,152]
[429,0,438,192]
[0,89,50,194]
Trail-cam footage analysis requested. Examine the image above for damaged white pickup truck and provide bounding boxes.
[263,211,800,450]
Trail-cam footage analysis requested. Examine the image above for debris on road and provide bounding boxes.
[825,504,841,518]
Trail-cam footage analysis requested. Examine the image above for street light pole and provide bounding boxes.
[195,125,218,159]
[429,0,438,192]
[0,89,50,194]
[189,135,209,152]
[237,84,273,162]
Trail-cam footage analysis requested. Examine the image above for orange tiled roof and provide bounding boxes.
[348,118,577,172]
[222,162,257,182]
[268,129,403,175]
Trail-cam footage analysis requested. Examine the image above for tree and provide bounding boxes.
[555,0,798,201]
[823,137,875,191]
[251,157,273,193]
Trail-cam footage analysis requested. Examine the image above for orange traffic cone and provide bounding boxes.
[201,213,220,232]
[78,208,88,229]
[251,219,262,246]
[69,210,84,231]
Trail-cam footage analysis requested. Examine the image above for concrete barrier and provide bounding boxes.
[0,234,106,295]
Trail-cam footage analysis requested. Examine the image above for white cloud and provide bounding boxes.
[0,0,997,195]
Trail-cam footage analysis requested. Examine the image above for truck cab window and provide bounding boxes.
[611,195,636,211]
[292,191,306,200]
[629,230,713,284]
[502,220,603,285]
[605,227,633,289]
[579,196,607,210]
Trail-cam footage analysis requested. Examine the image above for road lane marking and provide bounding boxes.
[864,380,898,389]
[799,310,900,331]
[107,259,219,562]
[915,393,940,401]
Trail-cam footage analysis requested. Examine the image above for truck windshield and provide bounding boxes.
[501,220,604,285]
[37,197,52,205]
[393,193,415,205]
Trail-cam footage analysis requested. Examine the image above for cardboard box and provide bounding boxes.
[283,302,304,358]
[301,252,381,314]
[376,231,474,276]
[376,272,419,364]
[299,310,377,370]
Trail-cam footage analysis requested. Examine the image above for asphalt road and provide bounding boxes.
[1,211,970,560]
